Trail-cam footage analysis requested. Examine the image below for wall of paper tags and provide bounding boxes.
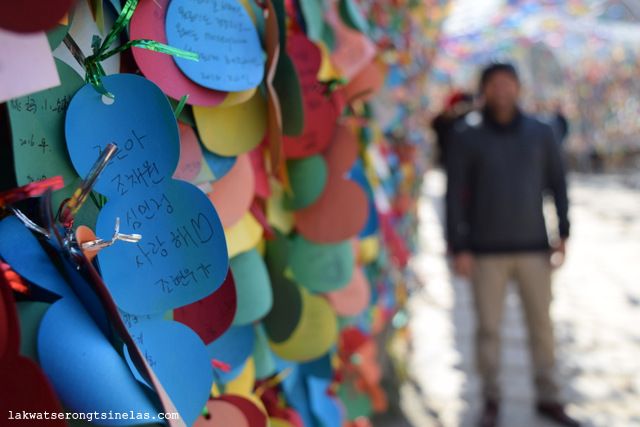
[0,0,449,425]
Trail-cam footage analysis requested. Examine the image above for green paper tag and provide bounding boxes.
[8,58,84,190]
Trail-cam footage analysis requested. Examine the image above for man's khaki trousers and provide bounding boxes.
[471,252,559,403]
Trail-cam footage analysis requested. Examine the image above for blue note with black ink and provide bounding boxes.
[65,73,229,315]
[122,315,212,427]
[165,0,265,92]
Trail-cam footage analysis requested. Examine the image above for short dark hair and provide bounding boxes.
[480,62,519,89]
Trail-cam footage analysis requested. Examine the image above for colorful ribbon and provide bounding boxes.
[84,0,199,97]
[0,176,64,207]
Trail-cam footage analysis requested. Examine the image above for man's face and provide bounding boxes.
[482,71,520,111]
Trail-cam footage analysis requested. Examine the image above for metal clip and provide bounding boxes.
[59,142,118,228]
[9,206,51,239]
[6,142,141,267]
[63,34,87,70]
[81,217,141,251]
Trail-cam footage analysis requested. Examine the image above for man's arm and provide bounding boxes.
[446,131,474,276]
[544,126,570,238]
[544,126,570,265]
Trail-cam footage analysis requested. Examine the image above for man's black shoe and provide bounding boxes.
[536,402,580,427]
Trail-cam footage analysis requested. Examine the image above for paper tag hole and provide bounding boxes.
[102,95,115,105]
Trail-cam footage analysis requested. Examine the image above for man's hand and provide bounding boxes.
[453,251,474,278]
[550,238,567,268]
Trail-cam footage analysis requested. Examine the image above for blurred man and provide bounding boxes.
[446,63,579,427]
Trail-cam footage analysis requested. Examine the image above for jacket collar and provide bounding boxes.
[482,107,523,132]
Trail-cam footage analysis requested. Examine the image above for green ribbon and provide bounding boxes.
[89,191,106,210]
[211,368,226,396]
[173,94,190,118]
[201,406,210,419]
[323,78,348,98]
[84,0,199,98]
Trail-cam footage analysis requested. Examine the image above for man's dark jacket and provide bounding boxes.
[446,109,570,254]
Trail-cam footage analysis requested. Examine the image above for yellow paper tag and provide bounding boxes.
[317,40,340,81]
[358,235,380,264]
[211,357,255,396]
[266,178,294,234]
[268,286,338,362]
[224,212,263,258]
[194,89,267,156]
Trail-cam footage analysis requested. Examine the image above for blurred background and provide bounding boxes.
[373,1,640,426]
[427,0,640,175]
[1,1,638,426]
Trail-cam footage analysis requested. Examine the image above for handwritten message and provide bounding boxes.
[122,315,213,426]
[165,0,264,91]
[8,58,83,188]
[65,74,229,315]
[129,0,226,106]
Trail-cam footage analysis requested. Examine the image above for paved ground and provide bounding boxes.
[387,170,640,427]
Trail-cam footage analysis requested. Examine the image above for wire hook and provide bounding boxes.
[81,217,142,251]
[59,142,118,227]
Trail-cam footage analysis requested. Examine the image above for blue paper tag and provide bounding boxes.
[65,74,229,315]
[122,315,212,427]
[349,160,378,237]
[308,376,343,427]
[165,0,265,92]
[0,216,71,299]
[201,146,236,182]
[206,324,255,382]
[38,297,159,422]
[273,356,315,426]
[65,74,180,196]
